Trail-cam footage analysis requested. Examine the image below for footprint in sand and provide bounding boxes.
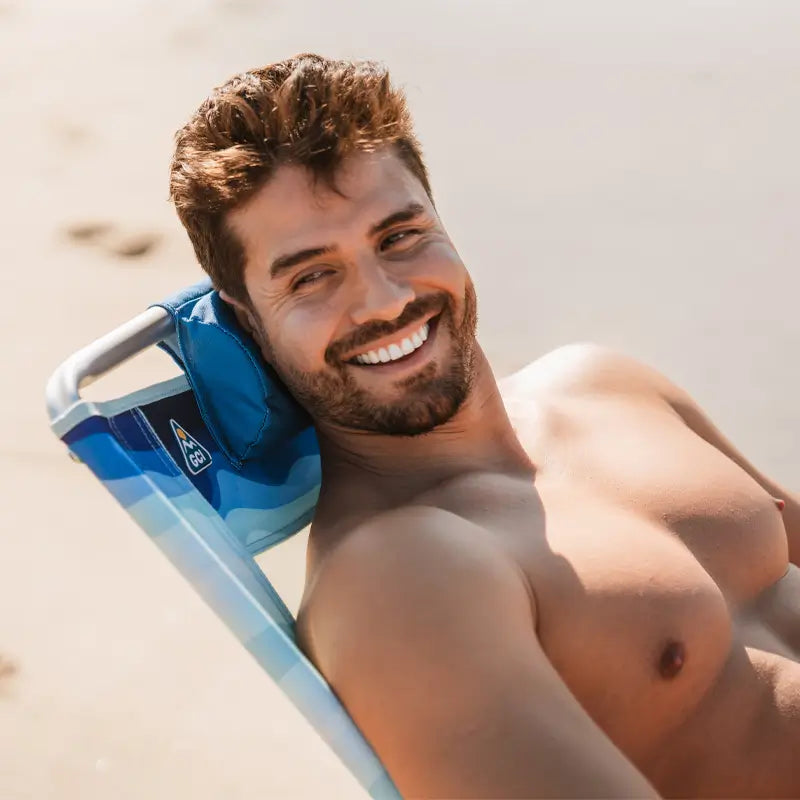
[65,221,114,242]
[64,221,161,260]
[103,230,162,258]
[49,119,92,151]
[0,655,18,695]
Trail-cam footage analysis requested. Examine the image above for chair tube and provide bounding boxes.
[45,306,173,422]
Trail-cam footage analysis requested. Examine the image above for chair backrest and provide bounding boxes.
[46,305,400,800]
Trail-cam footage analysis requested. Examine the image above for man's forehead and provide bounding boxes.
[229,149,429,261]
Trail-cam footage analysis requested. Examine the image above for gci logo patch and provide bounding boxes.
[170,419,212,476]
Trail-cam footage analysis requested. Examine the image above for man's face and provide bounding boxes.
[227,148,477,436]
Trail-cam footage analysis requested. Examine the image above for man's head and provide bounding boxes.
[170,54,477,436]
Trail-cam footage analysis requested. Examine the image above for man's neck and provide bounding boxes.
[311,348,534,530]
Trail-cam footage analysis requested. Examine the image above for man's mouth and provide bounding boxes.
[346,314,439,367]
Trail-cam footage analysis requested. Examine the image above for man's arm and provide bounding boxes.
[548,343,800,565]
[299,507,658,799]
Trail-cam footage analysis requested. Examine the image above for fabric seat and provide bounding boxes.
[46,280,400,800]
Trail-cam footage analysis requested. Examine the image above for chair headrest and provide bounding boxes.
[153,280,311,468]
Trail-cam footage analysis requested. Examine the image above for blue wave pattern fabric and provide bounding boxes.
[153,279,311,468]
[49,285,401,799]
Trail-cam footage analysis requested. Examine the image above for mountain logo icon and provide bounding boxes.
[169,419,213,476]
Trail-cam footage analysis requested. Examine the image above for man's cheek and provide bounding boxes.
[274,342,323,375]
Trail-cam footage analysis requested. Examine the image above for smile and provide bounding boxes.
[347,316,437,366]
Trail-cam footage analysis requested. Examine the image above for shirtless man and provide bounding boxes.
[170,54,800,797]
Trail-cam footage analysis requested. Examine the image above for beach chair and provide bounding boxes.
[45,279,401,800]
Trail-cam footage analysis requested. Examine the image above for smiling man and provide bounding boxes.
[170,55,800,798]
[225,159,477,438]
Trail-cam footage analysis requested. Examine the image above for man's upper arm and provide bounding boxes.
[555,343,800,565]
[302,507,656,799]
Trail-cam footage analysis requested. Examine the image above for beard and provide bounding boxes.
[266,284,478,437]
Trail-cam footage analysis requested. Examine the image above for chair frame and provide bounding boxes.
[46,307,401,800]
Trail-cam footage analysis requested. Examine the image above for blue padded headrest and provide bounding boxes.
[153,279,312,468]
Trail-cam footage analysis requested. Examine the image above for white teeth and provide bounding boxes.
[351,318,434,365]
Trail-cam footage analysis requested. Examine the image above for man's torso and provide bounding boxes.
[301,345,800,797]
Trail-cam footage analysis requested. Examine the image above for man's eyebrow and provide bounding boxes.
[368,202,427,237]
[270,245,336,279]
[268,203,427,280]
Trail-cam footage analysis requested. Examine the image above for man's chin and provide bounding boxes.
[344,359,436,397]
[353,382,470,436]
[353,410,454,438]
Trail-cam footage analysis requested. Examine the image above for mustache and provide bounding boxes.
[326,292,448,365]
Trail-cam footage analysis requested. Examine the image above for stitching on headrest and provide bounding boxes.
[201,319,272,464]
[170,320,230,465]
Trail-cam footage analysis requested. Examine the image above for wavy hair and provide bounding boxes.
[170,54,430,303]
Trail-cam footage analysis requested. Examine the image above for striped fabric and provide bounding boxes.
[50,374,400,800]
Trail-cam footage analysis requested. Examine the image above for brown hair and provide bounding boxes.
[169,53,431,303]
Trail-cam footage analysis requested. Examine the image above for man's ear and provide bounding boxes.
[219,290,270,358]
[219,289,256,333]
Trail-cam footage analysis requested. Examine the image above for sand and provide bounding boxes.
[2,1,799,797]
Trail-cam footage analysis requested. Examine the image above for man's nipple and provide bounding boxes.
[658,640,686,680]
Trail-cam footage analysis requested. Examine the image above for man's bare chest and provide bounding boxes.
[508,391,789,602]
[439,392,792,759]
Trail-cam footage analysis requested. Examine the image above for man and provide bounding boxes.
[170,54,800,798]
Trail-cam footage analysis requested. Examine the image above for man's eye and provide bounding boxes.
[293,269,331,290]
[380,229,421,251]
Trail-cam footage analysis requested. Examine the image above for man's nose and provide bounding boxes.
[348,261,415,326]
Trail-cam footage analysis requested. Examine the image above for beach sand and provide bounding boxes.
[2,1,799,796]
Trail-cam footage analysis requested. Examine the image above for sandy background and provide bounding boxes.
[2,1,799,797]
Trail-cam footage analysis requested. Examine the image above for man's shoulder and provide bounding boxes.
[297,504,533,673]
[304,504,516,606]
[502,342,675,405]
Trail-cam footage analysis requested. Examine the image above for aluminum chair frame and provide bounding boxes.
[46,306,400,800]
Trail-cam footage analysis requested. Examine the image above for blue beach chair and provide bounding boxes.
[45,279,401,800]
